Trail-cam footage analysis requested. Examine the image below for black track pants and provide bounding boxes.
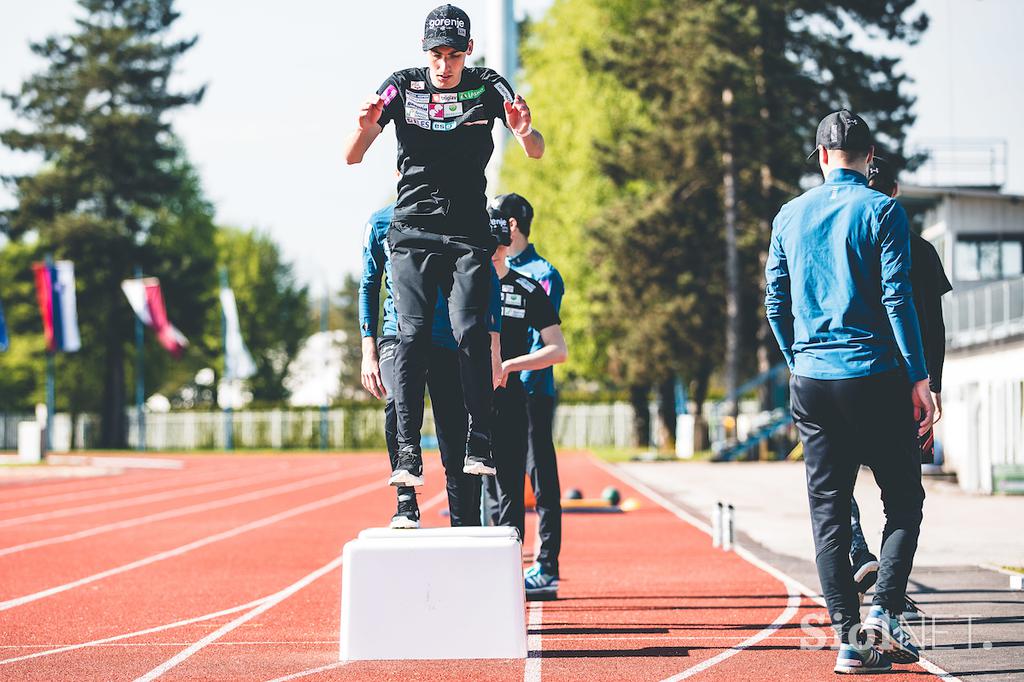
[791,370,925,642]
[388,222,494,459]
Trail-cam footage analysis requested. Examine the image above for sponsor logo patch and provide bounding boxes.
[501,284,514,292]
[432,93,459,103]
[458,86,486,101]
[381,84,398,105]
[502,306,526,319]
[494,82,514,103]
[443,102,463,117]
[406,91,430,104]
[516,277,537,293]
[406,105,429,120]
[428,103,445,119]
[410,80,426,90]
[431,120,458,131]
[503,293,523,306]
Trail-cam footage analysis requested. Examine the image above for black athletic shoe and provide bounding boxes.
[463,452,496,476]
[389,491,420,529]
[902,595,923,617]
[388,446,424,487]
[852,549,880,594]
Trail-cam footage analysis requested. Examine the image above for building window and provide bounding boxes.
[954,236,1024,282]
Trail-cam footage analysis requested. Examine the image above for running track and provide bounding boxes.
[0,452,949,681]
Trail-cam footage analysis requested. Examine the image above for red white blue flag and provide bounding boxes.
[32,260,81,353]
[121,277,188,359]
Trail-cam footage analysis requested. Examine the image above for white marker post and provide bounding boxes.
[712,501,723,548]
[723,504,735,552]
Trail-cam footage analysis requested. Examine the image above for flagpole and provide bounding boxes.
[44,253,55,454]
[220,267,234,451]
[134,266,146,451]
[320,289,328,451]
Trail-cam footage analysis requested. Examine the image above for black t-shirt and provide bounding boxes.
[499,270,560,378]
[376,67,515,236]
[910,232,953,392]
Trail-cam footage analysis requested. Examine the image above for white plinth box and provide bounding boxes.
[340,527,527,661]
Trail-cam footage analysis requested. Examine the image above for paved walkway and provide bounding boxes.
[618,460,1024,682]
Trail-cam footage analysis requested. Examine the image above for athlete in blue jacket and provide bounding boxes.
[766,110,935,674]
[360,203,502,528]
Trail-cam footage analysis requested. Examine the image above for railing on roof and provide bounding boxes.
[944,276,1024,349]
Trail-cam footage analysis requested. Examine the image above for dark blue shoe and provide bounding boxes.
[863,605,920,664]
[834,644,892,674]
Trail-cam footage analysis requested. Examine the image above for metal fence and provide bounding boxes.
[944,276,1024,349]
[1,402,643,452]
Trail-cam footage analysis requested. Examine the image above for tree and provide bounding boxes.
[207,228,310,403]
[499,0,656,385]
[1,0,205,446]
[581,0,927,447]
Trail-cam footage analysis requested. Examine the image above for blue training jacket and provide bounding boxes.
[359,204,502,348]
[765,169,927,383]
[507,244,564,396]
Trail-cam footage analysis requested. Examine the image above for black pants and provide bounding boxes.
[379,337,481,527]
[791,370,925,641]
[487,379,530,541]
[388,222,494,460]
[527,392,561,575]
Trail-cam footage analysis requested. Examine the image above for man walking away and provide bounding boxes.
[848,156,953,605]
[496,193,566,595]
[765,110,935,674]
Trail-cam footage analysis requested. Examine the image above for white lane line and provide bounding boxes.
[524,601,543,682]
[662,587,800,682]
[0,463,249,512]
[0,462,339,528]
[133,554,346,682]
[0,476,385,612]
[136,490,449,682]
[0,598,266,665]
[600,459,965,682]
[262,661,348,682]
[0,464,380,558]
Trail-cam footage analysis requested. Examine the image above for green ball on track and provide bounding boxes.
[602,486,622,506]
[564,488,583,500]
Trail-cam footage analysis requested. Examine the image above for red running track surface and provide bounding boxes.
[0,452,945,681]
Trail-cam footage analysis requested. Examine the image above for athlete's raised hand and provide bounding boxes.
[359,95,385,132]
[504,94,544,159]
[503,95,532,137]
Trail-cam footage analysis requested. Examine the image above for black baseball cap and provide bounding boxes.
[487,207,512,246]
[489,193,534,228]
[868,155,899,195]
[423,5,471,52]
[807,109,873,160]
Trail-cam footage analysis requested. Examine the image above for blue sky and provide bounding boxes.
[2,0,1022,291]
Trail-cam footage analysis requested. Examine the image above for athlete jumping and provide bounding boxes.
[344,4,544,488]
[359,202,503,528]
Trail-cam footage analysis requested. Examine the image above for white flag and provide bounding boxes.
[219,287,256,379]
[53,261,81,352]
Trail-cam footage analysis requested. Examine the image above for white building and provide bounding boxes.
[902,186,1024,493]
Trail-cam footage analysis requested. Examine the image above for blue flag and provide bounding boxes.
[0,298,8,352]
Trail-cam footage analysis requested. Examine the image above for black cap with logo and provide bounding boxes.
[807,109,873,160]
[423,4,471,52]
[487,207,512,246]
[489,193,534,230]
[868,155,899,196]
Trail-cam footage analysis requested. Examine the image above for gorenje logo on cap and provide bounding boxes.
[428,17,466,29]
